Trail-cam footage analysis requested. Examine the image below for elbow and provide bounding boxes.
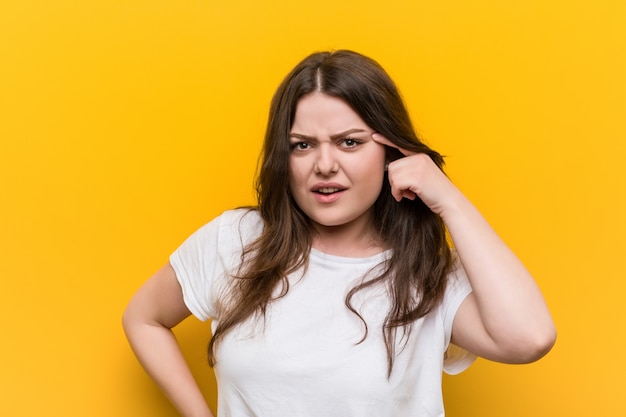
[121,303,150,347]
[536,323,558,359]
[121,305,134,336]
[508,323,557,363]
[121,301,144,337]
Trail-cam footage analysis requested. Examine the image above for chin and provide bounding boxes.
[310,214,362,228]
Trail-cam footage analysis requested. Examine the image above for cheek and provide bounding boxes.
[363,150,387,188]
[359,148,386,174]
[288,159,306,191]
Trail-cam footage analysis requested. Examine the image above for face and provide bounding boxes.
[288,93,386,234]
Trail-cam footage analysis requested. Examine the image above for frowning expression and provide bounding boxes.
[288,93,386,232]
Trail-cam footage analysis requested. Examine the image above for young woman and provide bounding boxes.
[123,50,556,417]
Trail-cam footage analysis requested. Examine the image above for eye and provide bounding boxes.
[339,137,363,149]
[290,142,311,152]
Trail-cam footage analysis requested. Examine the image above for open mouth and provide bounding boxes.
[313,187,345,195]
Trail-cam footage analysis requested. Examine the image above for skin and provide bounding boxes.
[372,134,556,362]
[288,93,387,257]
[122,93,556,417]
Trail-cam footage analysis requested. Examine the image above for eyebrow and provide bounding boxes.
[289,128,367,141]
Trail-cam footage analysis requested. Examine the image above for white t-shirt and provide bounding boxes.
[170,209,475,417]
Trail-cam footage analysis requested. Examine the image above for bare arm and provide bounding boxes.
[441,189,556,363]
[373,133,556,363]
[122,263,215,417]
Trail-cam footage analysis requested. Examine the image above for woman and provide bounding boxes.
[123,50,556,417]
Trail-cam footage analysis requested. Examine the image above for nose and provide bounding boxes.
[314,144,339,175]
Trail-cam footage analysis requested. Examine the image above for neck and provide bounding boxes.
[311,216,384,258]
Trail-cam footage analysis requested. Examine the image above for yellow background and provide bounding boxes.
[1,0,624,416]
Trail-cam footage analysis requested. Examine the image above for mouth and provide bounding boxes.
[310,184,346,203]
[314,187,345,195]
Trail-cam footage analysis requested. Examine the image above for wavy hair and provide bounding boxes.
[208,50,454,376]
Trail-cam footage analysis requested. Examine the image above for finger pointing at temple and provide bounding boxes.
[371,133,417,157]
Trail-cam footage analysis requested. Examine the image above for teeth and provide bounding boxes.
[317,187,341,194]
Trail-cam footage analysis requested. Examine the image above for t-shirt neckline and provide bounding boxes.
[309,247,391,265]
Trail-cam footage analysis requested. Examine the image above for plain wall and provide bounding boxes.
[1,0,625,416]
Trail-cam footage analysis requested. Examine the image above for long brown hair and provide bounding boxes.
[208,50,454,376]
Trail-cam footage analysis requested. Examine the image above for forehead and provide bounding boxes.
[290,93,369,134]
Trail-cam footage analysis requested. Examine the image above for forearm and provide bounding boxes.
[442,191,556,357]
[371,134,555,360]
[123,320,214,417]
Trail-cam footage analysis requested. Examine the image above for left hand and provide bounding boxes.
[372,133,461,216]
[373,134,556,363]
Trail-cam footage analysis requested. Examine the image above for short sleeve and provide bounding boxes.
[169,209,262,321]
[441,261,477,375]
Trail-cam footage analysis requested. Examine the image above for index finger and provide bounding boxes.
[371,133,416,157]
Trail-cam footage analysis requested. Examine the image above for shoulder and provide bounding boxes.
[187,208,264,256]
[213,208,263,243]
[172,208,263,261]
